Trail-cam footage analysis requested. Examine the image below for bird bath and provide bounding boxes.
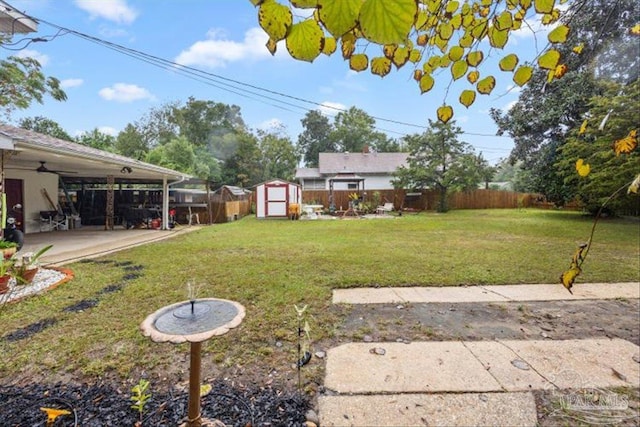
[140,298,245,427]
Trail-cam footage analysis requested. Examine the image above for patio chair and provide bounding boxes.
[376,202,394,215]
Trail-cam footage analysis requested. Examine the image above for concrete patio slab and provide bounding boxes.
[463,341,554,391]
[318,392,537,427]
[324,341,501,394]
[484,282,640,301]
[324,339,640,395]
[333,282,640,304]
[501,338,640,390]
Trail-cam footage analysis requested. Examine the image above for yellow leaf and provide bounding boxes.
[448,46,465,61]
[428,55,441,69]
[512,65,533,86]
[631,23,640,36]
[477,76,496,95]
[466,51,484,67]
[445,0,459,13]
[392,47,410,68]
[579,119,588,135]
[548,24,570,43]
[266,38,277,55]
[200,383,213,396]
[371,56,392,77]
[451,60,468,80]
[554,63,568,78]
[383,44,396,59]
[546,69,555,83]
[520,0,532,9]
[628,173,640,194]
[560,266,580,294]
[286,19,324,62]
[613,129,638,155]
[459,33,473,48]
[417,34,429,46]
[359,0,418,44]
[318,0,361,38]
[575,158,590,177]
[438,22,454,40]
[258,0,293,42]
[542,8,560,24]
[499,53,519,71]
[341,32,356,59]
[538,49,561,70]
[488,26,509,48]
[467,70,480,84]
[409,49,421,63]
[437,105,454,124]
[419,73,435,93]
[494,11,513,31]
[413,69,423,81]
[450,14,463,29]
[471,19,488,39]
[534,0,555,14]
[459,89,476,108]
[572,43,584,54]
[349,53,369,71]
[322,36,337,55]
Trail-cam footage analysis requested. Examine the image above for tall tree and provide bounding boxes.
[0,55,66,119]
[556,80,640,215]
[18,116,73,141]
[298,110,335,167]
[393,120,482,212]
[172,97,246,147]
[115,124,148,160]
[75,128,116,152]
[330,107,389,153]
[258,127,299,181]
[490,0,639,203]
[221,130,262,187]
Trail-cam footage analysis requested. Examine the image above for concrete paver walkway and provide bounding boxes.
[321,284,640,426]
[333,282,640,304]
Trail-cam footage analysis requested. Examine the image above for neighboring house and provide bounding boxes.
[295,152,408,191]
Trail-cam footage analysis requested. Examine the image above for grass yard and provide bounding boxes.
[1,209,638,388]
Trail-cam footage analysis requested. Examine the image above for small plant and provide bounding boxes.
[130,378,151,425]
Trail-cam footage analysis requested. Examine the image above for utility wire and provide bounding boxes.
[30,16,511,143]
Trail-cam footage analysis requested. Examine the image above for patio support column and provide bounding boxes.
[105,175,114,230]
[162,176,169,230]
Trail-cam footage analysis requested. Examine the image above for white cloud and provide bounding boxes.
[504,100,518,111]
[98,83,154,102]
[175,27,274,68]
[60,78,84,89]
[15,49,49,66]
[74,0,138,24]
[318,101,346,117]
[258,118,285,132]
[98,126,118,136]
[457,115,469,124]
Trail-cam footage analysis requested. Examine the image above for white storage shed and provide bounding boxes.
[255,180,301,219]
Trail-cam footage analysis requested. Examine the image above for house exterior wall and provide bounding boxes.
[328,175,396,190]
[6,170,58,234]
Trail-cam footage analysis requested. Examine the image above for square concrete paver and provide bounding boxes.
[500,338,640,390]
[318,392,537,427]
[464,341,554,391]
[324,342,501,393]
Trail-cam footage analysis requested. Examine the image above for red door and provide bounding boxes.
[5,178,24,231]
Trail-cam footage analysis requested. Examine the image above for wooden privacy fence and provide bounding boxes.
[301,189,562,211]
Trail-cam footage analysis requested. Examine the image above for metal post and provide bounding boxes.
[187,341,202,427]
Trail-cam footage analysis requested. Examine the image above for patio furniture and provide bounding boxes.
[376,202,394,215]
[39,211,68,231]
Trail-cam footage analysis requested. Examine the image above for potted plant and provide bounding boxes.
[0,240,18,260]
[12,244,53,285]
[0,257,15,294]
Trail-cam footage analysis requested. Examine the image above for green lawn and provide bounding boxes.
[1,209,638,384]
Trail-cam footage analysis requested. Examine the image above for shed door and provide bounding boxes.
[265,184,287,217]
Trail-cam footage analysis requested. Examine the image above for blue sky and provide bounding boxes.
[2,0,555,164]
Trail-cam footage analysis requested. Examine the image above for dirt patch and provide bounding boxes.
[331,299,640,345]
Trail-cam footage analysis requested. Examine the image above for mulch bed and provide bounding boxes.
[1,380,308,426]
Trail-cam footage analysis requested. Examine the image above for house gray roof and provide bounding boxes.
[318,152,408,174]
[295,167,321,178]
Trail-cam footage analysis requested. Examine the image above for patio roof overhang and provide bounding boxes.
[0,125,192,184]
[0,0,38,34]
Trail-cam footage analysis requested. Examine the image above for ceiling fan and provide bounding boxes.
[36,161,77,174]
